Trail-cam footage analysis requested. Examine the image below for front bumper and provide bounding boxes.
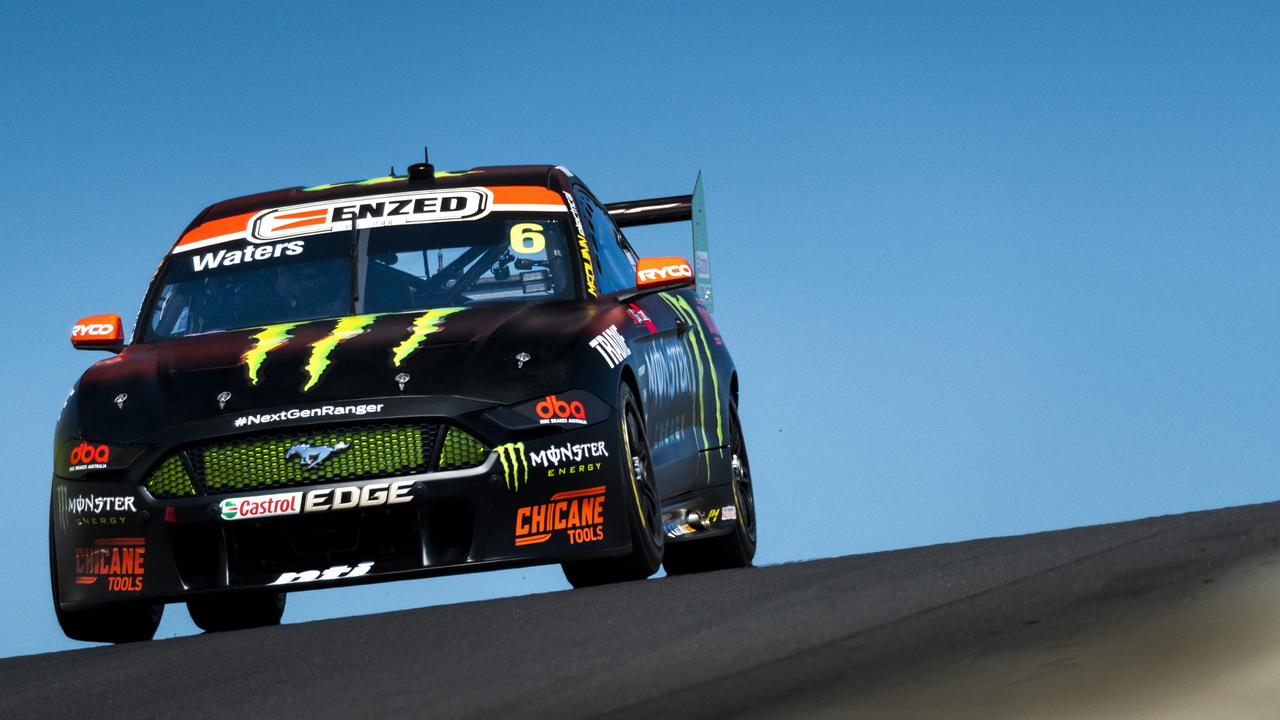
[52,396,627,609]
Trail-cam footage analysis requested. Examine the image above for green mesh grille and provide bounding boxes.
[146,455,196,498]
[142,422,492,498]
[202,425,427,492]
[437,427,490,470]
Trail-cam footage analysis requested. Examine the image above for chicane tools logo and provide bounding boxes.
[514,486,606,547]
[74,537,145,593]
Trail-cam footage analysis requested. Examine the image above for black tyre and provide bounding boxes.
[663,398,757,575]
[49,518,163,643]
[188,591,286,633]
[562,383,663,587]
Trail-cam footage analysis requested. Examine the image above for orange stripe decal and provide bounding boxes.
[489,186,564,206]
[175,211,256,249]
[515,533,553,546]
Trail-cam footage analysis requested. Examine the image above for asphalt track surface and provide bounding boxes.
[5,500,1280,719]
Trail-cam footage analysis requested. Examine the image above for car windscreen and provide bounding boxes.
[144,215,575,341]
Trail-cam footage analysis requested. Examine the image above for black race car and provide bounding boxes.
[51,154,756,643]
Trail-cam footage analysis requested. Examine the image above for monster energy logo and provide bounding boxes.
[495,442,529,491]
[659,293,724,474]
[239,308,466,392]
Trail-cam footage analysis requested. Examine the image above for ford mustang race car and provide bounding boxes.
[51,154,755,642]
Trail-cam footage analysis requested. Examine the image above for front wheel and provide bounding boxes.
[50,518,163,643]
[562,384,663,587]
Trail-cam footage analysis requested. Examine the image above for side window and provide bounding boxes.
[575,188,635,294]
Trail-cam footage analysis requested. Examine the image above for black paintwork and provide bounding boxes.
[51,165,739,616]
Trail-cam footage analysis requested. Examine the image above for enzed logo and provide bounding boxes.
[535,394,587,425]
[285,442,350,469]
[270,561,374,585]
[495,442,529,491]
[589,325,630,369]
[251,188,492,242]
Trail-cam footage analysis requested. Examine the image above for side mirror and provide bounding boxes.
[71,314,125,353]
[635,256,694,292]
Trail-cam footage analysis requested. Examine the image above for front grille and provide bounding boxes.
[145,422,491,499]
[438,426,490,470]
[147,455,196,497]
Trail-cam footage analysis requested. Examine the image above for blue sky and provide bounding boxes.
[1,1,1276,657]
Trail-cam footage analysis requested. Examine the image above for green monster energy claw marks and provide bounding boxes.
[304,315,380,391]
[239,309,468,391]
[495,442,529,491]
[392,308,465,367]
[242,322,303,385]
[659,293,724,475]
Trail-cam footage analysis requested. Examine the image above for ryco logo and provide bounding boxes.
[70,314,123,346]
[637,263,692,282]
[72,324,115,337]
[69,442,110,468]
[536,394,587,425]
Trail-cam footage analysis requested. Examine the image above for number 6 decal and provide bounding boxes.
[509,223,545,254]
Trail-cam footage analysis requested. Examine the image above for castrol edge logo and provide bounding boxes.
[249,188,493,242]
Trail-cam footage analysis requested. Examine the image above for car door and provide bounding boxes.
[574,186,699,498]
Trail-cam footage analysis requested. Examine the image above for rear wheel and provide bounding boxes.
[50,518,163,643]
[188,591,286,633]
[562,384,663,587]
[663,398,757,574]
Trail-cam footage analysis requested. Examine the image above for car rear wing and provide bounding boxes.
[606,173,713,311]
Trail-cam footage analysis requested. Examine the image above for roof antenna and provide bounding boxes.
[389,165,396,177]
[407,146,435,186]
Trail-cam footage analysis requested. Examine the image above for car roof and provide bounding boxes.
[179,164,572,238]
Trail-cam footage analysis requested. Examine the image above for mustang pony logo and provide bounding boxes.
[286,442,350,469]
